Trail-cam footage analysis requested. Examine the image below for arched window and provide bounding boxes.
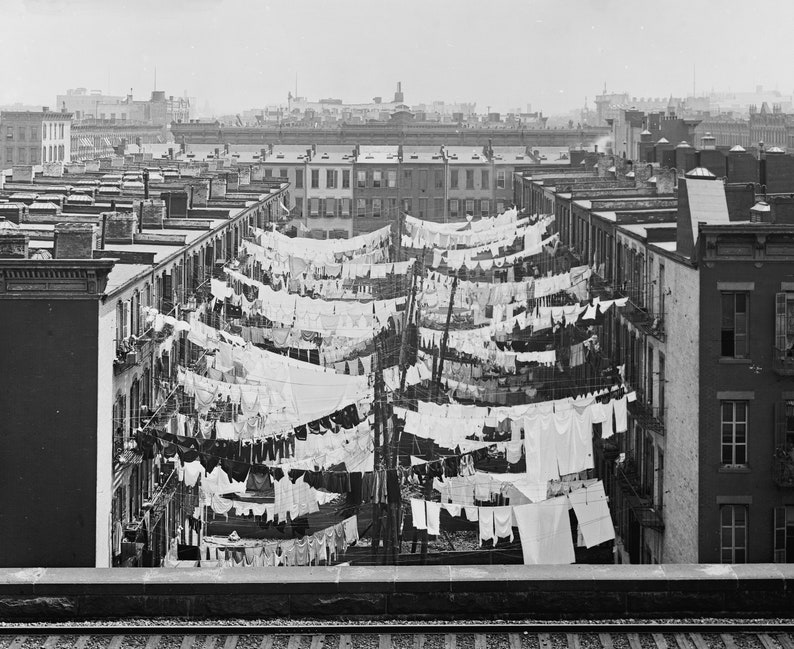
[48,145,52,161]
[42,124,46,140]
[42,146,46,162]
[58,145,64,160]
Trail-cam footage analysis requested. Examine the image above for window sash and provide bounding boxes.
[721,400,748,465]
[720,504,747,563]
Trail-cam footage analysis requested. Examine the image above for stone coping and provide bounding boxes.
[1,564,791,597]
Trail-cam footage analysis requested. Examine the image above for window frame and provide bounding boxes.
[721,291,749,358]
[720,400,748,466]
[720,504,748,563]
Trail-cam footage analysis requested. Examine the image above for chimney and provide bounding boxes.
[102,211,137,244]
[0,220,29,259]
[134,199,165,228]
[700,132,716,150]
[654,167,676,194]
[42,106,49,112]
[750,201,772,223]
[54,223,95,259]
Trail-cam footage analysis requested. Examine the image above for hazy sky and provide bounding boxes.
[3,0,794,115]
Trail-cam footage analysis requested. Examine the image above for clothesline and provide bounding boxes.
[408,480,614,564]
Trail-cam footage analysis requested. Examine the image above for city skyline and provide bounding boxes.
[5,0,794,117]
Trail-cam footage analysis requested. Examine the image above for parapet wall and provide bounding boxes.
[1,564,793,620]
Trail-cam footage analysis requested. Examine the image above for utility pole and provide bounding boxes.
[433,273,458,401]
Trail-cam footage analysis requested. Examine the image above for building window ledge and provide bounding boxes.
[718,465,752,474]
[718,358,752,365]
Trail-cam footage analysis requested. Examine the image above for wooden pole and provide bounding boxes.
[434,273,458,401]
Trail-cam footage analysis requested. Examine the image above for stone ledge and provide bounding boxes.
[1,564,793,621]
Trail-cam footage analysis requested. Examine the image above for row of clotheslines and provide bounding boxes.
[426,335,599,377]
[164,515,359,568]
[403,208,520,236]
[242,239,391,276]
[418,296,628,351]
[421,266,591,312]
[397,389,635,481]
[428,233,560,270]
[184,318,373,428]
[252,225,392,262]
[409,480,614,564]
[403,217,531,249]
[213,272,407,333]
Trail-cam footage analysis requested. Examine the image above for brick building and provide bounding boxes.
[514,142,794,564]
[0,158,287,568]
[0,109,72,169]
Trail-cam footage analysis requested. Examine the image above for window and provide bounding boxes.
[419,170,428,191]
[721,292,748,357]
[435,169,444,189]
[720,504,747,563]
[341,198,351,218]
[311,169,319,189]
[497,201,505,213]
[5,126,13,139]
[465,199,475,215]
[466,169,475,189]
[721,401,748,465]
[775,292,794,354]
[450,169,459,189]
[481,170,490,188]
[295,169,304,189]
[17,148,25,164]
[372,198,382,217]
[402,198,412,214]
[342,170,350,189]
[658,352,665,416]
[42,124,47,140]
[449,199,459,218]
[326,169,337,188]
[481,200,490,217]
[656,451,664,512]
[373,170,382,188]
[387,170,397,188]
[265,168,273,178]
[403,169,413,187]
[325,197,336,217]
[647,344,654,406]
[18,127,25,141]
[419,198,428,218]
[30,147,38,164]
[30,127,37,141]
[434,197,444,216]
[357,171,366,188]
[497,170,506,189]
[60,123,64,138]
[774,506,794,562]
[309,198,320,217]
[279,168,287,178]
[5,148,12,163]
[356,198,366,217]
[643,436,655,496]
[59,145,64,160]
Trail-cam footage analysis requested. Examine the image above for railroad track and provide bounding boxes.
[1,624,793,649]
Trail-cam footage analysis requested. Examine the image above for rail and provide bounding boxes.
[1,622,793,649]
